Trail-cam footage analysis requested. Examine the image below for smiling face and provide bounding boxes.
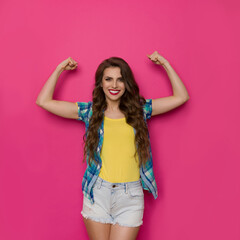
[101,67,126,104]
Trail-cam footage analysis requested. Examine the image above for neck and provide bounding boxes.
[105,98,120,111]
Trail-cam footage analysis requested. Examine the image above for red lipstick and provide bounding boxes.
[109,89,120,95]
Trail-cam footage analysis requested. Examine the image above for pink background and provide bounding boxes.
[1,0,240,239]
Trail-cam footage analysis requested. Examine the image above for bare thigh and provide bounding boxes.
[83,217,111,240]
[109,223,141,240]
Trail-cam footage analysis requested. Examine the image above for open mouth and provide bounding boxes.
[109,90,120,95]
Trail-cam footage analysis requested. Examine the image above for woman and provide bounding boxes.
[36,51,190,240]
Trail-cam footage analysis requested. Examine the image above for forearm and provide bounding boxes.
[36,66,64,105]
[162,61,190,100]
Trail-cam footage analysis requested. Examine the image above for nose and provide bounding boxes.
[112,80,117,88]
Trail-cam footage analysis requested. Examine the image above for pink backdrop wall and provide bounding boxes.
[1,0,239,239]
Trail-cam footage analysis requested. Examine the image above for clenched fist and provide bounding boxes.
[147,51,169,66]
[57,57,78,71]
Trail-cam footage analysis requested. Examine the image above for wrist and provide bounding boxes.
[55,65,65,74]
[162,61,170,70]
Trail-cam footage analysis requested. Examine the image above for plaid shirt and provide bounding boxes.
[75,99,158,204]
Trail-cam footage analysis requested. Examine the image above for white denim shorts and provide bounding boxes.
[81,176,144,227]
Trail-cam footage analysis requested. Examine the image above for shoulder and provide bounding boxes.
[142,99,152,120]
[75,101,93,122]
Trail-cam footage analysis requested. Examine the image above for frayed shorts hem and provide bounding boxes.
[81,211,113,224]
[81,211,143,228]
[112,221,143,228]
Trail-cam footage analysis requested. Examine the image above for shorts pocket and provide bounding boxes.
[92,180,101,190]
[129,186,144,197]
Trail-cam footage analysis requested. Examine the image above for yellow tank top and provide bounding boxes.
[99,116,140,183]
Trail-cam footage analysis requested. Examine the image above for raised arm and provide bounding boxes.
[36,57,79,119]
[147,51,190,116]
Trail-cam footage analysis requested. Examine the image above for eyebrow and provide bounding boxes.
[105,76,123,79]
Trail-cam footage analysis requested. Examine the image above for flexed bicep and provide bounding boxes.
[152,96,188,116]
[37,100,79,120]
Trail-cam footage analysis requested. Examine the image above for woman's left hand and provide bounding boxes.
[147,51,169,66]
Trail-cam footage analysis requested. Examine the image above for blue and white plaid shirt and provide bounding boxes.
[75,99,158,204]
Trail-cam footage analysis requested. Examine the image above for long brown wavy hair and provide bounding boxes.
[83,57,151,169]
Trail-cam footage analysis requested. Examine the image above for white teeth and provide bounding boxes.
[109,90,120,93]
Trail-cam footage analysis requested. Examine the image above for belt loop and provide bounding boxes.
[125,183,128,194]
[98,177,102,189]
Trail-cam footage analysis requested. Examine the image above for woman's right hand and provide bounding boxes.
[57,57,78,71]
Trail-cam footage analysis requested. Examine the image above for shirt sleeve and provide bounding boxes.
[143,99,153,120]
[75,101,92,123]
